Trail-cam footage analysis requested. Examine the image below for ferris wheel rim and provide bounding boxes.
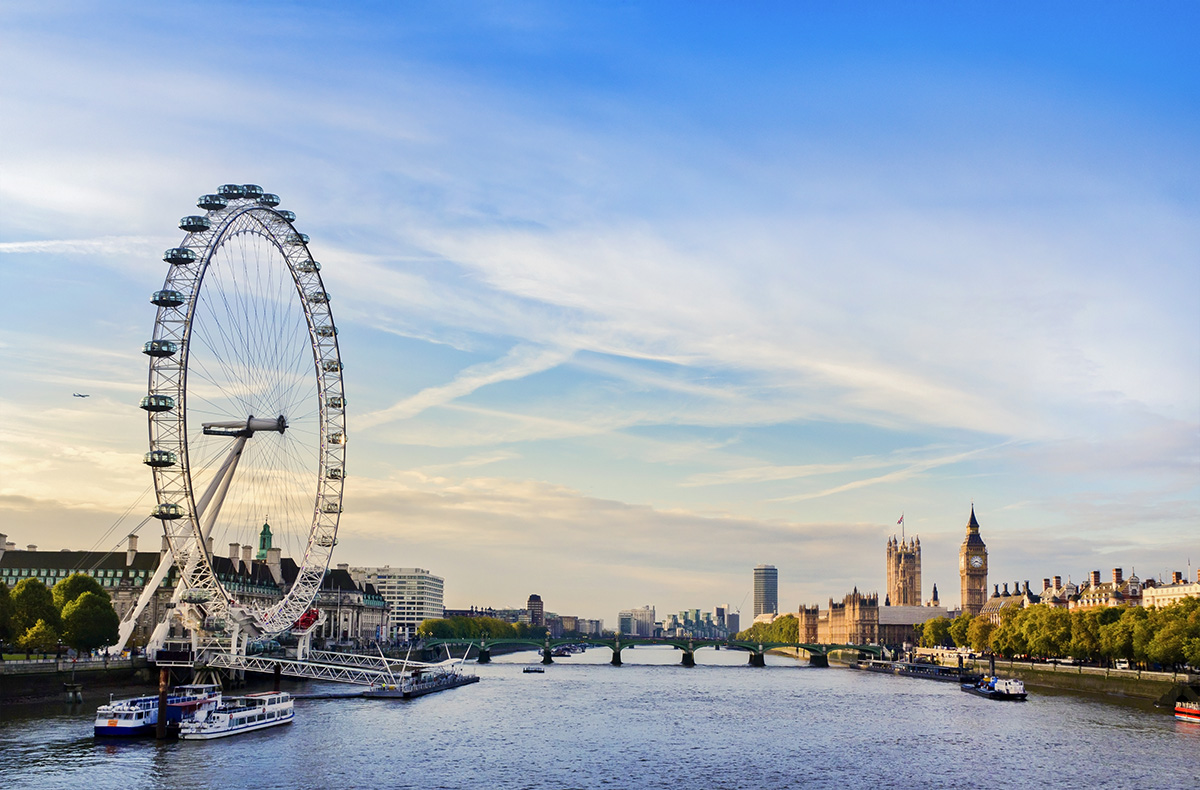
[144,185,346,642]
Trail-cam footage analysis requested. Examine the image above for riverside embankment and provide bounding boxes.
[0,656,154,703]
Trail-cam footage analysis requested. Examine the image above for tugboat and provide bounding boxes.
[177,691,294,740]
[1176,700,1200,723]
[93,684,221,737]
[961,676,1028,701]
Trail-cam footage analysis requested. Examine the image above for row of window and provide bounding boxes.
[0,567,155,579]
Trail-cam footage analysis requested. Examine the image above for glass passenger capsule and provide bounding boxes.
[163,247,197,265]
[326,396,345,408]
[321,360,342,372]
[152,503,184,520]
[180,589,212,603]
[151,290,186,307]
[140,394,175,412]
[307,291,330,304]
[297,259,320,273]
[326,467,344,480]
[218,184,246,198]
[315,325,338,337]
[322,502,343,514]
[257,193,280,207]
[316,535,337,547]
[143,450,177,467]
[328,431,346,444]
[197,194,227,210]
[286,233,310,245]
[276,209,296,222]
[142,340,178,357]
[241,184,264,198]
[179,215,211,232]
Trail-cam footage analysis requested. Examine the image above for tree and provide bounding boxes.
[10,578,59,636]
[0,582,13,644]
[990,607,1029,658]
[61,592,120,653]
[1021,604,1071,658]
[1070,608,1103,661]
[18,619,58,655]
[920,616,952,648]
[948,613,973,648]
[738,614,798,643]
[967,617,995,653]
[52,573,108,611]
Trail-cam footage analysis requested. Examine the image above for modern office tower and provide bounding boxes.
[618,605,656,636]
[349,566,444,642]
[527,594,545,627]
[753,564,778,618]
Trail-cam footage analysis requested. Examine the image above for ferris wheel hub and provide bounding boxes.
[202,415,288,437]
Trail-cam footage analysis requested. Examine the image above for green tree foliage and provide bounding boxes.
[10,578,59,636]
[61,591,120,653]
[920,616,952,647]
[417,616,546,640]
[989,607,1028,658]
[1022,605,1071,658]
[737,614,799,643]
[948,613,973,648]
[967,617,995,653]
[0,582,13,643]
[18,619,58,654]
[52,573,109,611]
[1069,608,1102,661]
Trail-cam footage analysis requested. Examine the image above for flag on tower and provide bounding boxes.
[897,515,904,526]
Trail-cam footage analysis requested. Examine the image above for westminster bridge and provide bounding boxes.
[420,635,884,667]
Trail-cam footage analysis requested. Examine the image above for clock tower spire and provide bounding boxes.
[959,505,988,616]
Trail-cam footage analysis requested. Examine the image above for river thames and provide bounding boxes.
[2,647,1196,789]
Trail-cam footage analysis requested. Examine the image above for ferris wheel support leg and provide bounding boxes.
[112,546,174,655]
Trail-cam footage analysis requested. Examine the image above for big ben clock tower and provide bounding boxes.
[959,505,988,616]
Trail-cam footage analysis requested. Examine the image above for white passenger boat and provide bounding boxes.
[94,684,221,737]
[178,691,294,740]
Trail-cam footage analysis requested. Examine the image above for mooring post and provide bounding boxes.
[155,666,169,739]
[274,663,282,692]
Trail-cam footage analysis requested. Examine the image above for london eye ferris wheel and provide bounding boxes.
[142,184,345,651]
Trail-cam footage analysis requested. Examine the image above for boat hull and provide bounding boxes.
[1176,702,1200,723]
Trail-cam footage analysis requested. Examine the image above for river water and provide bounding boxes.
[2,646,1195,789]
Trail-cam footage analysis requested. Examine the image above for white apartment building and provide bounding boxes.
[349,566,444,642]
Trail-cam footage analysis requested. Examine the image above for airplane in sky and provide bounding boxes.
[72,393,90,398]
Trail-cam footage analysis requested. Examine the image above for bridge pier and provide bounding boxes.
[611,649,622,666]
[748,652,766,667]
[542,648,554,665]
[476,649,491,664]
[808,654,829,668]
[681,651,695,667]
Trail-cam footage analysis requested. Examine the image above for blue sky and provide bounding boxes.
[1,2,1197,626]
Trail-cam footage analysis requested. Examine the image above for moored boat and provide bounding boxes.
[362,662,480,699]
[177,691,294,740]
[1176,701,1200,723]
[961,676,1027,701]
[94,684,220,737]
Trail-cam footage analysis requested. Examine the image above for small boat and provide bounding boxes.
[1176,701,1200,723]
[94,684,221,737]
[961,676,1027,701]
[523,666,545,674]
[178,691,294,740]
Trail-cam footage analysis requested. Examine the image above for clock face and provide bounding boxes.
[970,555,984,569]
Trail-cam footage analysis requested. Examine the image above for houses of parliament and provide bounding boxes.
[798,507,988,645]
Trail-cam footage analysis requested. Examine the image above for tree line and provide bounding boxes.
[736,613,799,643]
[0,575,121,657]
[417,616,575,640]
[919,597,1200,667]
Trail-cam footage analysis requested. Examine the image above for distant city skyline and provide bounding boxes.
[1,3,1196,622]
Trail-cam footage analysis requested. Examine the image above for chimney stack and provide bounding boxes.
[1002,582,1009,595]
[0,533,6,561]
[1089,570,1101,588]
[1172,571,1182,584]
[241,544,252,566]
[1054,575,1062,589]
[1043,578,1051,591]
[1113,568,1123,586]
[27,545,37,551]
[230,542,240,561]
[266,547,282,584]
[126,534,138,566]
